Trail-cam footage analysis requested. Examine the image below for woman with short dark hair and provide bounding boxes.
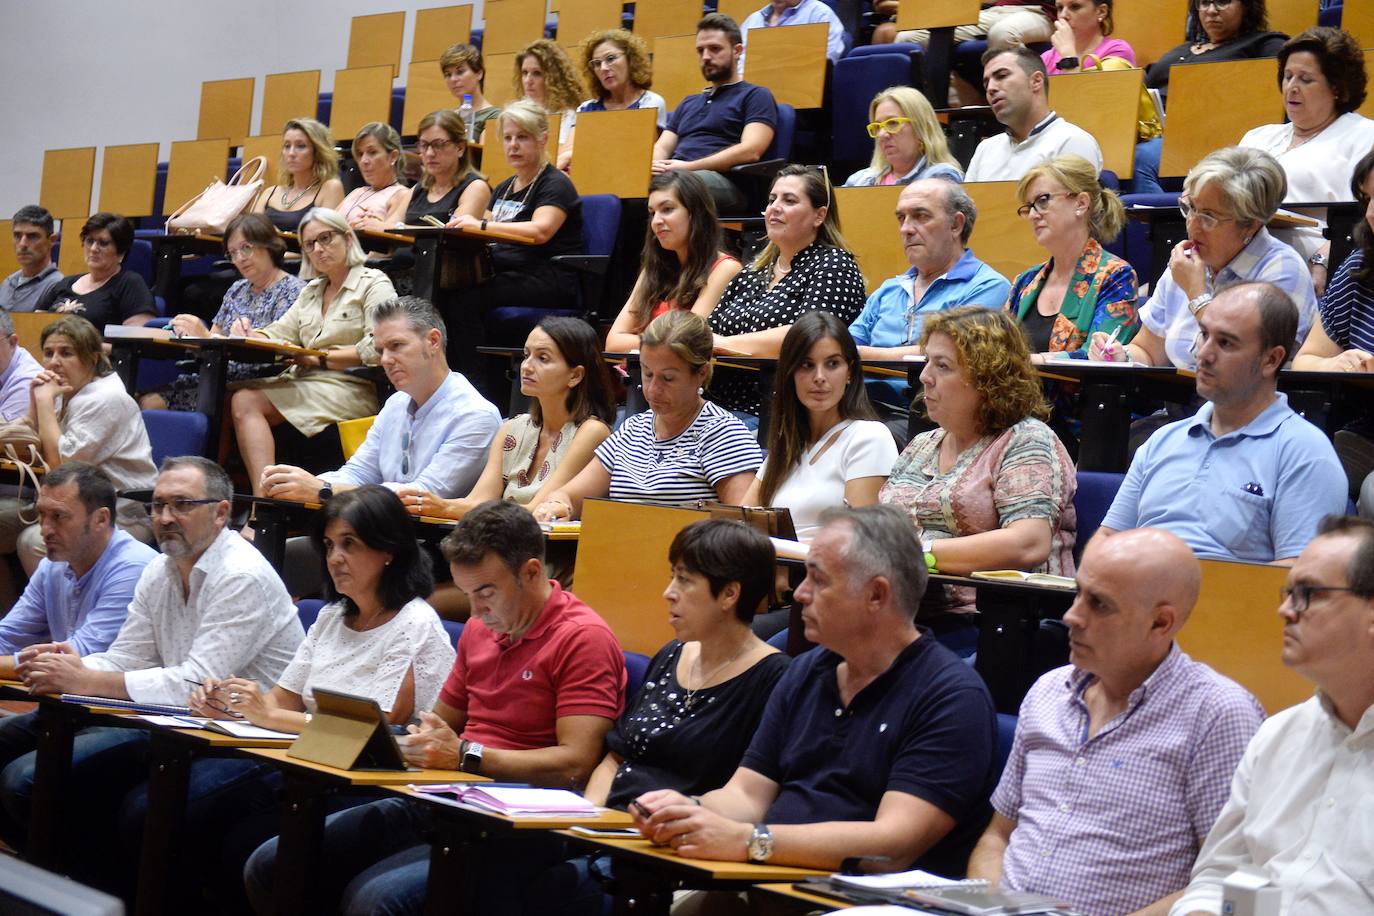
[35,212,156,327]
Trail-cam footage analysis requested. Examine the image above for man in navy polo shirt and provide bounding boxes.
[652,13,778,214]
[634,505,997,908]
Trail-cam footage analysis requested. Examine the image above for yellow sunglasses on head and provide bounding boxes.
[866,116,914,138]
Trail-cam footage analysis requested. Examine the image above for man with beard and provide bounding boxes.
[0,462,155,679]
[0,455,301,894]
[1098,281,1346,564]
[652,13,778,214]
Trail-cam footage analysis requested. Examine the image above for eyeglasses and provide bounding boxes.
[1017,192,1072,218]
[82,236,114,249]
[589,52,624,70]
[1279,583,1365,616]
[302,231,340,251]
[145,498,221,517]
[417,139,457,154]
[1178,198,1237,232]
[1197,0,1235,9]
[866,117,914,138]
[401,423,413,478]
[226,243,258,261]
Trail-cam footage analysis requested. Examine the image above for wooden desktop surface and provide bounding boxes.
[559,832,828,882]
[242,746,486,786]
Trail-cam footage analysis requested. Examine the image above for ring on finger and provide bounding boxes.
[230,692,242,704]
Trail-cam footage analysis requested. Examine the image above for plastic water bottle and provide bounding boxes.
[459,94,476,139]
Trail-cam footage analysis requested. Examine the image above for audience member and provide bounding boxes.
[843,86,963,187]
[139,213,304,411]
[440,43,502,139]
[0,309,41,420]
[709,165,867,420]
[1009,154,1138,358]
[1090,147,1318,369]
[605,170,741,352]
[244,500,626,915]
[1171,515,1374,916]
[560,29,667,172]
[337,123,411,231]
[880,1,1054,55]
[0,205,61,312]
[966,47,1102,182]
[968,528,1263,915]
[252,118,345,232]
[0,457,302,892]
[632,506,998,904]
[411,316,613,520]
[746,314,896,540]
[0,464,156,680]
[402,110,491,227]
[1098,282,1346,563]
[0,316,156,607]
[534,312,762,519]
[653,14,778,214]
[34,213,155,327]
[513,38,585,152]
[1042,0,1137,73]
[741,0,847,63]
[879,306,1077,655]
[230,208,395,495]
[1239,27,1374,291]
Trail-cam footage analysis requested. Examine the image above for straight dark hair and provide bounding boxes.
[1351,148,1374,286]
[527,316,616,428]
[441,499,545,576]
[1317,514,1374,596]
[627,171,723,330]
[668,519,776,623]
[1187,0,1267,42]
[759,314,877,506]
[311,486,434,616]
[42,461,116,517]
[224,212,288,268]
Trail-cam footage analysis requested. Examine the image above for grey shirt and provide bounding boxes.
[0,265,62,312]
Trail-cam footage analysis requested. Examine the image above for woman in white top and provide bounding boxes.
[1239,27,1374,293]
[744,312,896,540]
[336,123,411,232]
[558,29,667,172]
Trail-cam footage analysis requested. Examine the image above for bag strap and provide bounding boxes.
[3,443,48,526]
[229,156,268,187]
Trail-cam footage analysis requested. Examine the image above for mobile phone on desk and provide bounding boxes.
[570,826,641,838]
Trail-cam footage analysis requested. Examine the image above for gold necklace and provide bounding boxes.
[684,640,749,708]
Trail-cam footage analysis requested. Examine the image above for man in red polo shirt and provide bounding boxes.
[243,500,626,915]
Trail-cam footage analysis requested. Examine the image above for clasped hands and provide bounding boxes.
[14,642,87,695]
[628,790,752,861]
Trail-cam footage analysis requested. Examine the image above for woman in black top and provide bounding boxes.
[254,118,345,232]
[402,109,491,225]
[708,164,867,419]
[1132,0,1287,192]
[36,212,156,328]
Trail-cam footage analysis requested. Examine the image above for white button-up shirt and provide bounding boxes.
[84,527,303,704]
[1171,693,1374,916]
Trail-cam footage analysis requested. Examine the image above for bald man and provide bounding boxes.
[967,529,1264,916]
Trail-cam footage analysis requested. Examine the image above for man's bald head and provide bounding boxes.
[1084,528,1201,628]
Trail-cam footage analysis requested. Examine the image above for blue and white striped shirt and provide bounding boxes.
[1318,248,1374,355]
[595,401,762,505]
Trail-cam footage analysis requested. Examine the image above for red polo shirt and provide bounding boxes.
[439,581,626,750]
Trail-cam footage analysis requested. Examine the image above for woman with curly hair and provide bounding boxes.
[558,29,667,171]
[513,38,586,154]
[878,306,1077,655]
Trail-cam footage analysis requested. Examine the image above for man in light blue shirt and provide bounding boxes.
[1099,282,1346,564]
[0,310,42,421]
[260,297,501,503]
[0,206,63,314]
[0,463,155,679]
[741,0,848,63]
[849,180,1010,408]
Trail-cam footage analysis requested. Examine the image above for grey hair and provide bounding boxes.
[371,296,448,352]
[297,207,367,279]
[1184,147,1287,229]
[818,504,929,618]
[158,455,233,503]
[943,181,977,245]
[0,310,13,337]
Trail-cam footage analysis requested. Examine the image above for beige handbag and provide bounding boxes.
[165,156,267,235]
[0,418,49,525]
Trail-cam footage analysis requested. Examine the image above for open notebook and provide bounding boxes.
[411,784,598,817]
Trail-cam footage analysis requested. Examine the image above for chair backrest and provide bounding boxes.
[402,60,454,136]
[441,619,466,648]
[625,650,652,698]
[580,194,623,258]
[655,34,706,115]
[483,0,550,55]
[1112,0,1189,69]
[296,598,326,632]
[12,312,61,362]
[766,628,790,652]
[337,415,377,461]
[830,52,917,171]
[99,143,160,218]
[1267,0,1319,41]
[348,11,405,77]
[1048,68,1143,180]
[198,77,255,148]
[1160,58,1282,178]
[832,184,905,295]
[141,409,210,464]
[1348,4,1374,50]
[413,6,476,63]
[0,222,14,279]
[164,139,231,220]
[895,0,980,30]
[633,0,702,49]
[742,22,829,110]
[260,70,322,136]
[962,180,1043,283]
[40,147,96,222]
[569,108,658,198]
[1072,470,1125,562]
[331,65,396,139]
[994,712,1018,779]
[765,103,796,162]
[556,0,624,49]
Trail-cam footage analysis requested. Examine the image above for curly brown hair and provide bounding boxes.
[1277,27,1368,115]
[919,306,1049,434]
[579,29,653,101]
[514,39,587,114]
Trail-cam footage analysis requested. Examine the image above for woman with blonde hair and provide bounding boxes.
[402,109,491,226]
[1007,153,1138,357]
[513,39,586,151]
[337,123,410,231]
[558,29,667,171]
[843,86,963,187]
[254,118,345,231]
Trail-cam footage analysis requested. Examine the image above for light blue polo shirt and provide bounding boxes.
[848,247,1010,405]
[1101,393,1346,562]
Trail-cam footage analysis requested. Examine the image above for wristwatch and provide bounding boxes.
[317,483,334,502]
[1058,56,1080,70]
[461,740,485,774]
[1309,251,1328,268]
[1185,293,1212,317]
[747,823,774,863]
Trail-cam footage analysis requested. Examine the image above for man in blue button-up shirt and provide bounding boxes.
[0,463,155,679]
[741,0,848,63]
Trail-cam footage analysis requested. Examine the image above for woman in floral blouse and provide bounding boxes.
[1006,155,1138,359]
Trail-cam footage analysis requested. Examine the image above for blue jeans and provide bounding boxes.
[1124,137,1164,194]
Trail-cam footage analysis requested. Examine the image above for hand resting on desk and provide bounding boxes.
[631,789,752,862]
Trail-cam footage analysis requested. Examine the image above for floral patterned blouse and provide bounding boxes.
[500,415,579,505]
[1007,238,1139,354]
[878,417,1077,617]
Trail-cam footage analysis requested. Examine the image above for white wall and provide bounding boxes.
[0,0,487,218]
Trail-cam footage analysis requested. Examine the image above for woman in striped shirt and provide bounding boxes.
[534,311,762,519]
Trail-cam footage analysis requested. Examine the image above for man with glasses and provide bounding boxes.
[966,46,1101,182]
[968,527,1263,915]
[0,456,300,891]
[1172,514,1374,916]
[1098,281,1345,564]
[0,205,62,313]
